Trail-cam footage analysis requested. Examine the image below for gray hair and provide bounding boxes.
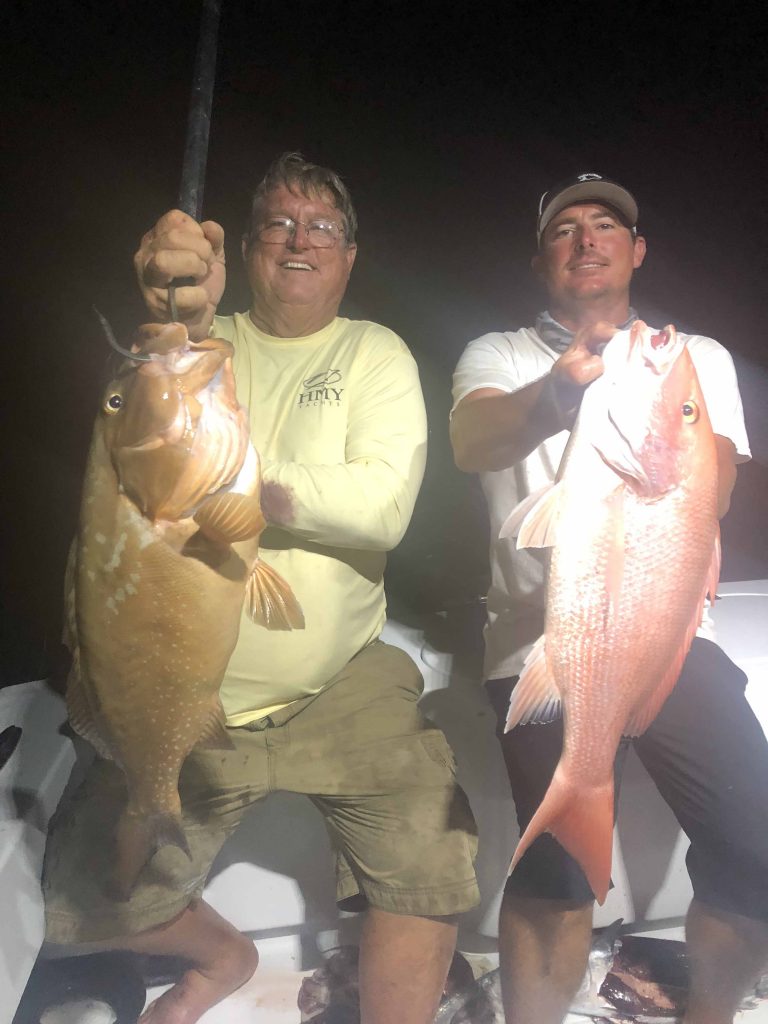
[245,152,358,247]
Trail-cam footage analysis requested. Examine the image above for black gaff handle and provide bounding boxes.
[169,0,222,321]
[178,0,221,220]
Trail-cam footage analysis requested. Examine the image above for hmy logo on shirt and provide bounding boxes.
[297,369,345,408]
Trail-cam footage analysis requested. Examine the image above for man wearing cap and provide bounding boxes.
[450,174,768,1024]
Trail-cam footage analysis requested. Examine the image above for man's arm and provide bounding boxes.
[451,321,615,473]
[451,379,566,472]
[133,209,226,341]
[262,346,427,552]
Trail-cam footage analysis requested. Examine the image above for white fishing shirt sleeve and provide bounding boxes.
[683,333,751,462]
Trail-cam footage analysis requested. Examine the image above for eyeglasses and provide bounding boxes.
[255,216,345,249]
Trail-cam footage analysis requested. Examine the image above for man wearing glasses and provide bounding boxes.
[43,153,479,1024]
[450,174,768,1024]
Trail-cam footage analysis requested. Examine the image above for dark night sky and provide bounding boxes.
[2,0,767,676]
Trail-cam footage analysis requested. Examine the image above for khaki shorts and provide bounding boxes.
[44,640,479,943]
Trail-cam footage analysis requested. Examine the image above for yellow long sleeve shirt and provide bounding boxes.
[212,313,428,725]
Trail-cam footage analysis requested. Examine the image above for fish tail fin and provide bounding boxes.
[246,559,305,631]
[112,808,191,901]
[509,768,614,904]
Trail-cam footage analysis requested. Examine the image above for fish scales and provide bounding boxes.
[502,321,720,903]
[66,322,304,897]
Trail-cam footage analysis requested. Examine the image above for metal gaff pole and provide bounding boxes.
[169,0,222,320]
[178,0,222,220]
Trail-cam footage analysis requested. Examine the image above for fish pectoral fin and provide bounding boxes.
[515,484,564,549]
[194,492,266,544]
[65,669,114,761]
[194,702,236,751]
[246,559,305,631]
[499,485,553,542]
[505,636,562,730]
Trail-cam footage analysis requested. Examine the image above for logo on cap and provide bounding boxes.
[576,173,603,182]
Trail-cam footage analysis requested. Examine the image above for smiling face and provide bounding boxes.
[242,184,357,338]
[533,202,646,328]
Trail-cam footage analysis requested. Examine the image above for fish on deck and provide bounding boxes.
[500,320,721,904]
[64,321,303,897]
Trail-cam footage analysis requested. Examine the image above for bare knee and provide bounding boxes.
[207,929,259,984]
[500,893,593,969]
[71,899,259,982]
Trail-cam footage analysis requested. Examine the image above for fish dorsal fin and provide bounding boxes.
[194,492,266,544]
[66,668,114,761]
[624,529,720,737]
[246,559,305,631]
[193,700,236,751]
[505,636,562,730]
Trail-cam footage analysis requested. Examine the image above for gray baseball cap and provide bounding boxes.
[537,173,638,242]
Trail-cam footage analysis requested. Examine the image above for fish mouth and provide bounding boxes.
[115,363,249,520]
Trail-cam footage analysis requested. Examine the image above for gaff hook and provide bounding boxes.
[93,307,153,363]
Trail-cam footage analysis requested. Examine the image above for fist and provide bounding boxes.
[548,321,618,429]
[552,320,617,388]
[134,210,226,340]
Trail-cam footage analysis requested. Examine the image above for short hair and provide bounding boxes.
[245,152,358,247]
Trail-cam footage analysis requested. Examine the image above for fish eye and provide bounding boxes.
[105,393,123,413]
[682,400,699,424]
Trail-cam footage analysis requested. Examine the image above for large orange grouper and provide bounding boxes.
[500,320,720,904]
[64,321,304,897]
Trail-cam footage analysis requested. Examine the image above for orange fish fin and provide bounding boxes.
[65,669,114,761]
[505,636,562,730]
[516,483,564,549]
[509,768,614,905]
[499,485,553,541]
[624,529,720,738]
[246,559,305,631]
[194,492,266,544]
[194,701,236,751]
[112,808,191,901]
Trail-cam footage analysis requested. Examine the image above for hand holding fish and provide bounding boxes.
[503,321,721,903]
[134,209,226,340]
[451,323,619,472]
[545,319,617,430]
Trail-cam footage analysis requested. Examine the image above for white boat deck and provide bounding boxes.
[3,581,768,1023]
[143,923,768,1022]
